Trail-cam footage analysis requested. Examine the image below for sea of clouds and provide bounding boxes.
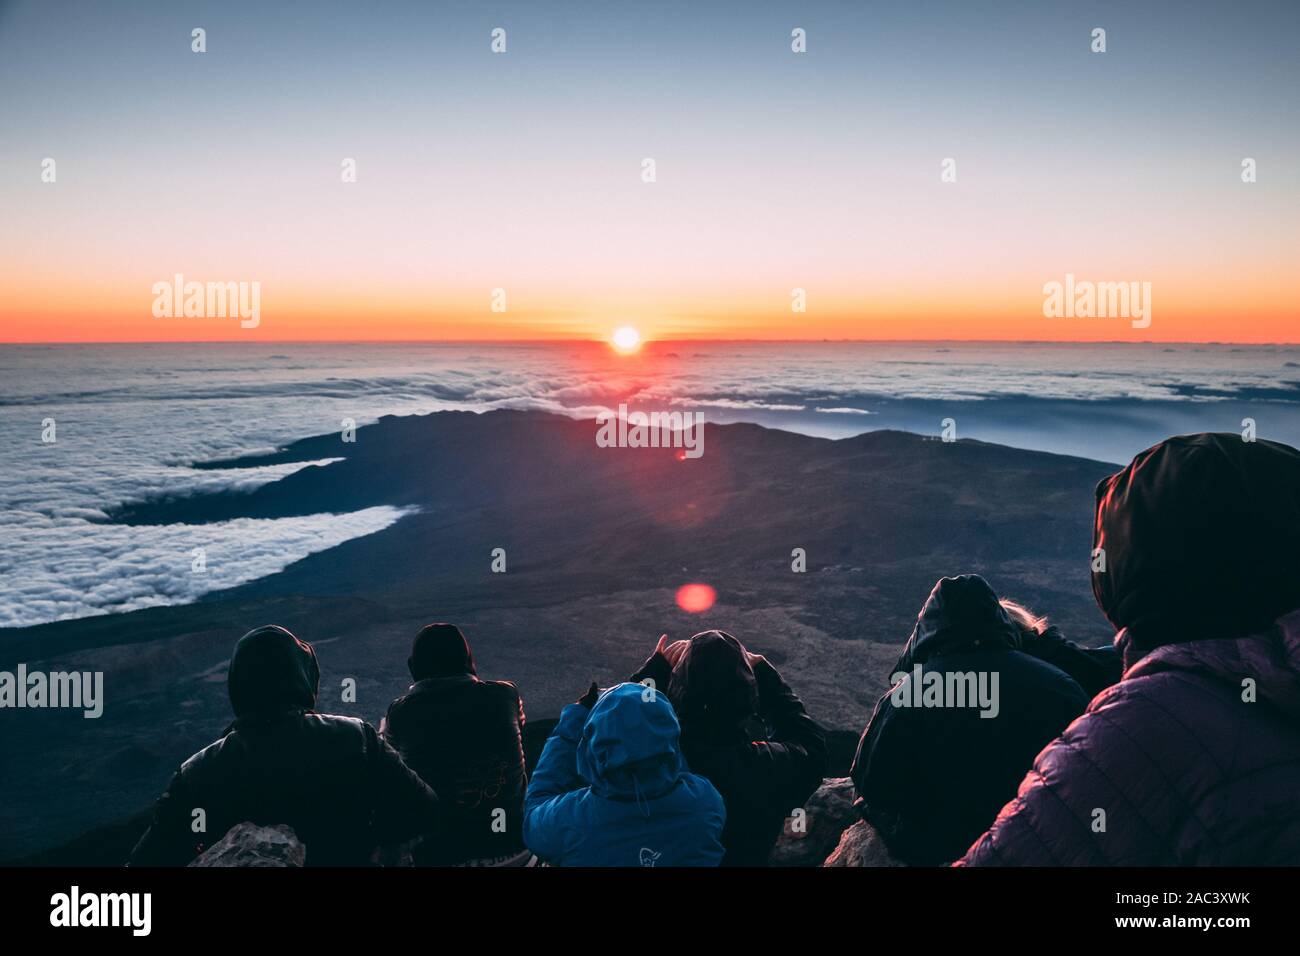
[3,341,1298,628]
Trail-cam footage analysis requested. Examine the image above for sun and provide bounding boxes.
[611,325,642,353]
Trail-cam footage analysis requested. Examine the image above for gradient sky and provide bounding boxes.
[1,0,1297,343]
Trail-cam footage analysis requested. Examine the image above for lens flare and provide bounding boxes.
[675,583,716,613]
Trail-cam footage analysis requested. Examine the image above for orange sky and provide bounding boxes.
[3,269,1296,343]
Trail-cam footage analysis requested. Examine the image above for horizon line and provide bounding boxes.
[4,337,1300,347]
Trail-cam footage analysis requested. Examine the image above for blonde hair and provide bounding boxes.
[1000,598,1047,639]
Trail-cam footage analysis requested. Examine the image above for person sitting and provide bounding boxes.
[129,625,439,866]
[850,575,1089,865]
[961,434,1300,865]
[380,623,529,866]
[632,630,828,866]
[523,681,725,866]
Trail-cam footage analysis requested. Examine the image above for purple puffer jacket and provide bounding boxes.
[958,610,1300,865]
[960,434,1300,866]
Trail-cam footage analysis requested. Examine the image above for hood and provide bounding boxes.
[228,625,320,720]
[408,623,476,680]
[1124,607,1300,721]
[667,630,759,736]
[893,575,1021,672]
[1094,433,1300,663]
[576,683,686,804]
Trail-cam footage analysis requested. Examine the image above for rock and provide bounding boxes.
[823,819,902,867]
[189,823,305,867]
[771,776,859,867]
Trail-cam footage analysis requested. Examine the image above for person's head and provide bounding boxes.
[1093,433,1300,657]
[667,630,759,738]
[577,683,685,803]
[1000,599,1047,642]
[408,623,476,681]
[892,575,1022,672]
[228,625,320,720]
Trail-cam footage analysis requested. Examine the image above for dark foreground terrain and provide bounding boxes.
[1,410,1118,862]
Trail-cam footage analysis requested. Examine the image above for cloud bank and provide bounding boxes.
[2,341,1298,627]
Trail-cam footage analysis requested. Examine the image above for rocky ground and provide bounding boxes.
[192,777,894,868]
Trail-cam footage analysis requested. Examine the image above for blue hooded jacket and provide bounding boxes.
[523,683,726,866]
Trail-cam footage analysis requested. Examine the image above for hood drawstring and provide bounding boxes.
[632,774,651,819]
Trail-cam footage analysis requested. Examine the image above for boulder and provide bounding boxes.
[822,819,901,867]
[770,776,859,867]
[189,823,305,867]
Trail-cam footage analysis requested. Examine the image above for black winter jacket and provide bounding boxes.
[850,576,1089,865]
[129,626,439,866]
[381,673,527,863]
[633,630,828,866]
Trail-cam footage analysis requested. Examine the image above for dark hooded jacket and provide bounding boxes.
[961,434,1300,865]
[380,624,527,864]
[129,626,439,867]
[851,575,1090,865]
[632,630,828,866]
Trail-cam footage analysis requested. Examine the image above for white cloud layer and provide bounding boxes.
[2,341,1298,628]
[0,506,410,628]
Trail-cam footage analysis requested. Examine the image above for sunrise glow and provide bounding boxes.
[0,4,1295,345]
[611,326,642,353]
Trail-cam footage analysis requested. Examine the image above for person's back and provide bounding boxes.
[961,434,1300,865]
[523,682,725,866]
[851,575,1089,865]
[634,630,828,866]
[381,624,528,865]
[129,625,439,867]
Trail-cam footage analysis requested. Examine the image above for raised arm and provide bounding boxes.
[1019,625,1123,699]
[751,657,829,799]
[522,701,590,862]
